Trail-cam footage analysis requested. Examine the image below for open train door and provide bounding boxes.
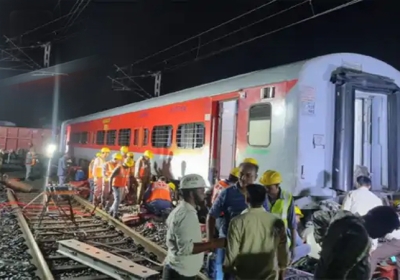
[213,99,239,181]
[331,67,400,192]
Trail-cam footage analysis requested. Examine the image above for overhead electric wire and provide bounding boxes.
[147,0,308,70]
[63,0,84,27]
[4,36,42,69]
[9,10,85,41]
[130,0,278,67]
[62,0,92,35]
[62,0,90,35]
[165,0,364,72]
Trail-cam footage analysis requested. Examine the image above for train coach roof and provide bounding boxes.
[64,59,307,124]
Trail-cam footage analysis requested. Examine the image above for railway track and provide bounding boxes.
[6,188,209,280]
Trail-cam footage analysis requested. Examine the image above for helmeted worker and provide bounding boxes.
[92,147,110,206]
[134,150,153,206]
[211,167,239,204]
[109,157,133,218]
[25,145,37,181]
[207,158,269,279]
[88,152,101,202]
[120,146,129,158]
[292,206,311,263]
[102,152,123,210]
[121,151,136,204]
[143,177,173,216]
[260,170,297,260]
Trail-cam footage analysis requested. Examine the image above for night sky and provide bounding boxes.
[0,0,397,127]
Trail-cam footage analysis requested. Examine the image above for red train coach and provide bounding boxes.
[60,53,400,198]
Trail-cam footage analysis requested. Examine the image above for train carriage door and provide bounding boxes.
[216,99,238,180]
[331,67,400,192]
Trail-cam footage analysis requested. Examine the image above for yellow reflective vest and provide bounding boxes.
[268,190,293,246]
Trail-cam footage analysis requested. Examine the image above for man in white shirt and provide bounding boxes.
[342,176,383,252]
[163,174,225,280]
[342,176,383,216]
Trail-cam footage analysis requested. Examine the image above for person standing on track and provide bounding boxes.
[109,157,133,218]
[122,151,136,204]
[102,153,123,210]
[163,174,225,280]
[207,158,269,280]
[92,147,110,206]
[24,144,37,181]
[88,152,101,203]
[134,150,153,207]
[57,153,69,185]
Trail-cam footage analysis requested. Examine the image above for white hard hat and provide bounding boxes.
[180,174,206,190]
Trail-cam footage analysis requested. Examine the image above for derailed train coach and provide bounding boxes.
[60,52,400,202]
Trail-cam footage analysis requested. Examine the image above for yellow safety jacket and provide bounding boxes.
[268,190,293,247]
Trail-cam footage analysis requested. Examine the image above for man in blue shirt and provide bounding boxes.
[206,159,269,279]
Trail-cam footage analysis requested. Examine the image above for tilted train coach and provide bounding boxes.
[60,52,400,199]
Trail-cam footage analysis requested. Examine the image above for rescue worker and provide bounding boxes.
[25,145,37,181]
[260,170,297,261]
[109,157,133,218]
[92,147,110,206]
[120,146,129,158]
[207,158,269,280]
[313,205,400,279]
[143,176,173,216]
[134,150,153,206]
[57,153,69,185]
[88,152,101,202]
[122,151,136,204]
[163,174,225,280]
[292,206,311,263]
[223,184,289,279]
[102,153,123,210]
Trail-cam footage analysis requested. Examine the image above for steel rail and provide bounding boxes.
[73,195,210,280]
[6,189,55,280]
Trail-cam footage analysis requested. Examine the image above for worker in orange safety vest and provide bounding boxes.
[92,147,110,206]
[88,152,101,203]
[122,151,136,203]
[134,150,153,207]
[109,157,134,218]
[211,167,240,205]
[143,177,173,216]
[101,152,123,210]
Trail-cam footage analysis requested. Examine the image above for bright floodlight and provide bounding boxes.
[46,144,57,157]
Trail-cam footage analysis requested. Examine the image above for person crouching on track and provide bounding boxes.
[88,152,101,203]
[134,150,153,207]
[143,176,173,216]
[101,153,123,210]
[108,157,133,218]
[92,147,110,206]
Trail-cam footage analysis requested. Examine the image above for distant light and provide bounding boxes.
[46,144,57,157]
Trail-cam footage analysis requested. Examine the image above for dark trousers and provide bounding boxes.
[370,239,400,278]
[162,265,196,280]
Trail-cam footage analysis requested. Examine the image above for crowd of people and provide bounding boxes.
[55,146,400,279]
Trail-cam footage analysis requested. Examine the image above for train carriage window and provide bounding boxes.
[248,103,272,147]
[177,123,205,149]
[118,129,131,146]
[151,126,173,148]
[143,129,149,146]
[71,132,81,144]
[133,129,139,146]
[80,132,88,144]
[96,130,106,145]
[106,130,117,145]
